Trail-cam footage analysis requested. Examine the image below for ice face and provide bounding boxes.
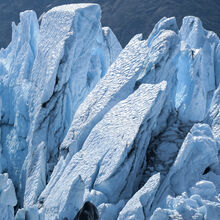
[206,85,220,139]
[0,10,39,204]
[0,3,220,220]
[0,3,121,207]
[39,81,168,219]
[24,142,47,208]
[175,16,220,122]
[0,173,17,220]
[26,3,121,179]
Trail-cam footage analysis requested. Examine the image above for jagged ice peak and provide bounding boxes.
[0,3,219,220]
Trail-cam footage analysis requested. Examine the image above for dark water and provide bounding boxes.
[1,0,220,48]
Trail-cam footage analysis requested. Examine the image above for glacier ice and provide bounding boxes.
[206,85,220,139]
[37,15,179,219]
[24,142,47,208]
[60,17,179,158]
[0,3,219,220]
[150,180,220,220]
[25,3,121,186]
[0,3,121,209]
[176,16,220,122]
[0,173,17,220]
[118,173,160,220]
[0,10,39,191]
[150,124,218,210]
[39,81,168,219]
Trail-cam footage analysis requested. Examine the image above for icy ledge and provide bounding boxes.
[0,3,219,220]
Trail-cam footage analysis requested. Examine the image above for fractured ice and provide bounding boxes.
[0,3,219,220]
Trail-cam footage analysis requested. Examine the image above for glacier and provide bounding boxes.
[0,3,219,220]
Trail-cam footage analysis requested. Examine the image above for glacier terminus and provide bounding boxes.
[0,3,219,220]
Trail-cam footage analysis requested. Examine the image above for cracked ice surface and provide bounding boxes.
[39,81,168,219]
[60,16,179,158]
[39,17,179,219]
[0,3,220,220]
[26,3,121,178]
[0,3,121,208]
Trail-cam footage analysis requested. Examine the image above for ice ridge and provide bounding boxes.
[0,3,219,220]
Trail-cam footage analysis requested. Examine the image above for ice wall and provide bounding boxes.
[176,16,220,122]
[0,3,219,220]
[0,3,122,208]
[0,10,39,198]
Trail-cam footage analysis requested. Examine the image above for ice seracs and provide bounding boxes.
[176,16,220,122]
[0,173,17,220]
[39,81,168,219]
[0,3,121,208]
[151,124,218,210]
[0,10,39,206]
[0,3,219,220]
[25,3,121,184]
[39,16,179,219]
[60,16,179,158]
[150,180,220,220]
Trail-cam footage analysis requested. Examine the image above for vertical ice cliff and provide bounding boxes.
[0,10,39,202]
[206,86,220,139]
[0,3,219,220]
[176,16,220,122]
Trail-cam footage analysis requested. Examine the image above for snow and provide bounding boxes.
[0,3,220,220]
